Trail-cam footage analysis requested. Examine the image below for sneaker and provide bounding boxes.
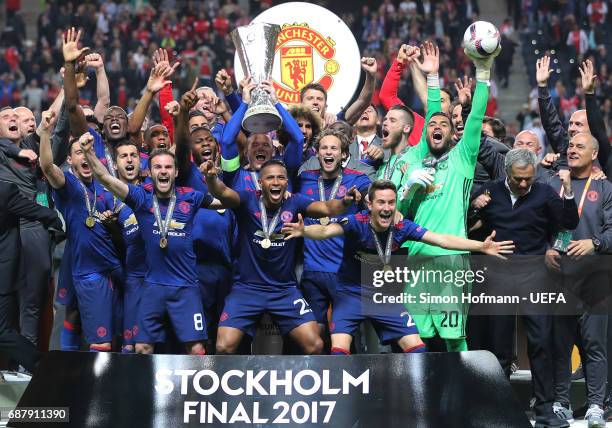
[552,402,574,424]
[585,404,605,427]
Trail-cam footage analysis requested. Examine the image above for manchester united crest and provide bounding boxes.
[234,2,360,114]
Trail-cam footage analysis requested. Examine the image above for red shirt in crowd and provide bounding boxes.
[4,47,19,70]
[194,19,210,38]
[213,16,230,37]
[379,58,425,147]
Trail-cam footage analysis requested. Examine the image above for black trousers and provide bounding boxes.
[553,313,608,407]
[469,257,557,420]
[0,291,42,372]
[18,225,52,346]
[551,257,609,408]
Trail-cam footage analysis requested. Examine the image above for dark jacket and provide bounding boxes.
[585,93,612,178]
[538,86,610,175]
[546,174,612,254]
[476,136,557,184]
[0,181,61,293]
[477,178,579,255]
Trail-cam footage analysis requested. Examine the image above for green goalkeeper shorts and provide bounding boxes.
[403,254,471,339]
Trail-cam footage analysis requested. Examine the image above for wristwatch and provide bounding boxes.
[592,237,602,252]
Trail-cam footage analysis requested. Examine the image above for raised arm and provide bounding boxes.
[128,54,178,137]
[259,80,303,170]
[38,110,65,189]
[47,87,65,119]
[304,186,360,217]
[412,41,443,159]
[409,61,428,111]
[62,27,91,139]
[453,45,500,168]
[220,78,255,174]
[422,230,514,258]
[343,57,377,125]
[281,213,344,240]
[536,56,568,154]
[80,132,129,200]
[379,55,406,110]
[49,102,71,166]
[174,79,199,179]
[580,59,610,171]
[215,69,242,113]
[546,170,579,231]
[455,80,489,165]
[200,160,241,209]
[83,53,111,123]
[155,48,180,144]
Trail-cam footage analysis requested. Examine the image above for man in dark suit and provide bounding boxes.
[351,104,384,160]
[471,148,578,428]
[0,181,62,373]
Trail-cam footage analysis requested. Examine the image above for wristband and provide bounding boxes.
[426,74,440,87]
[475,68,490,84]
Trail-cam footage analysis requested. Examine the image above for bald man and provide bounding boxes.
[0,106,63,347]
[13,107,36,139]
[544,132,612,426]
[536,56,610,177]
[476,129,554,183]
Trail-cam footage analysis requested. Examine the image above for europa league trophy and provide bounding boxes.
[231,23,283,133]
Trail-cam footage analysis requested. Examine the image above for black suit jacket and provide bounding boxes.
[0,181,60,293]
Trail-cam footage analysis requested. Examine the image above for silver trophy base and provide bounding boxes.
[242,105,283,134]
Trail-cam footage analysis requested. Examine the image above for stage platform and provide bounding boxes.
[1,356,609,427]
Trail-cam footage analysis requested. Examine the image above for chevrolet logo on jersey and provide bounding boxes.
[355,251,382,266]
[123,214,138,227]
[152,220,185,230]
[254,230,284,241]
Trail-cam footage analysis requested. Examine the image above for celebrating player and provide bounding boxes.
[80,131,232,355]
[297,128,371,336]
[202,159,361,355]
[282,180,514,355]
[98,140,147,353]
[39,111,123,352]
[397,40,499,352]
[220,78,303,192]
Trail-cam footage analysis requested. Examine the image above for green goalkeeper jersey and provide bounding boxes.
[376,85,443,187]
[398,81,489,256]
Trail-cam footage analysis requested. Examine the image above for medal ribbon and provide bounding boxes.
[153,193,176,242]
[250,171,261,191]
[422,152,450,169]
[384,147,410,180]
[318,173,343,201]
[370,223,394,266]
[77,178,97,221]
[259,198,282,242]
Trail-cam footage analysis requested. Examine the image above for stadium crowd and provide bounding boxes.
[1,0,612,427]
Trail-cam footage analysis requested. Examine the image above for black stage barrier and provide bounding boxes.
[9,350,530,427]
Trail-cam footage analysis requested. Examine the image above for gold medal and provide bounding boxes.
[320,217,330,225]
[217,209,226,214]
[383,264,393,272]
[85,216,95,228]
[159,237,168,248]
[261,238,271,249]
